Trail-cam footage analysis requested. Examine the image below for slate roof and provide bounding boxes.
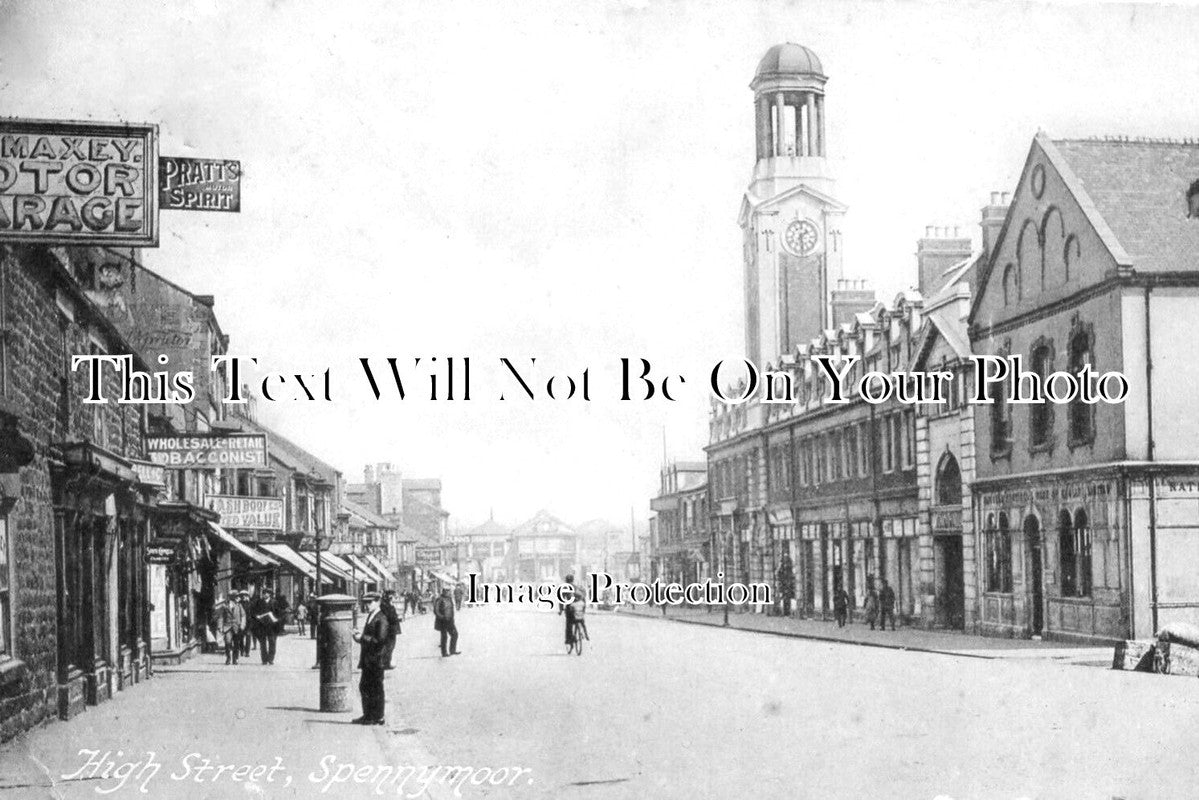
[1051,137,1199,273]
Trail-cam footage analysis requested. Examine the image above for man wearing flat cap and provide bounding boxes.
[353,591,389,725]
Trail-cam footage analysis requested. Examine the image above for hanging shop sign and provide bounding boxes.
[159,156,240,212]
[0,118,158,246]
[130,458,167,488]
[145,433,268,468]
[208,494,284,531]
[415,547,443,567]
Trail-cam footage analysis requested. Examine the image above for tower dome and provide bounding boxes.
[755,43,824,79]
[751,42,828,162]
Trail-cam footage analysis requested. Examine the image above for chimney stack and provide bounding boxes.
[980,191,1010,262]
[916,226,972,297]
[830,279,876,328]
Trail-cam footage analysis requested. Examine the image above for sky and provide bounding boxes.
[3,0,1199,529]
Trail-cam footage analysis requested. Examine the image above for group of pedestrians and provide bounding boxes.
[831,576,897,631]
[213,587,291,665]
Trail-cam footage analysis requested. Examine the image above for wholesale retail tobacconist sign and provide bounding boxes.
[145,433,267,468]
[0,118,158,246]
[208,495,284,531]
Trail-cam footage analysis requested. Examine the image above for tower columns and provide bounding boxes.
[774,92,785,157]
[805,93,816,157]
[816,94,826,156]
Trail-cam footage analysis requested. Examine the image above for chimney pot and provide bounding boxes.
[925,225,933,237]
[991,191,1000,204]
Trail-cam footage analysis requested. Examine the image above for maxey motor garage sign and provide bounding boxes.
[0,117,158,246]
[145,433,268,468]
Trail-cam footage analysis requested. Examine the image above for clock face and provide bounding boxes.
[783,218,820,256]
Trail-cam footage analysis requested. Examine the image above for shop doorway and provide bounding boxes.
[934,536,965,629]
[1025,515,1044,636]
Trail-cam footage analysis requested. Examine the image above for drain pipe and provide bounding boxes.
[1145,285,1159,634]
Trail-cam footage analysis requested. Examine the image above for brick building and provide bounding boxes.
[0,244,159,741]
[970,134,1199,643]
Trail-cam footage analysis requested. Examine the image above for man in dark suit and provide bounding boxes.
[434,587,459,657]
[251,588,284,665]
[353,592,390,725]
[381,590,401,669]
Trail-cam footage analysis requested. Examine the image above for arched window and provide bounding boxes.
[1029,343,1053,448]
[1068,328,1095,446]
[1075,509,1092,597]
[935,453,962,506]
[1058,510,1076,596]
[1003,264,1016,305]
[987,512,1013,593]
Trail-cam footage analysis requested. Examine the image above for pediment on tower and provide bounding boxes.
[738,182,847,227]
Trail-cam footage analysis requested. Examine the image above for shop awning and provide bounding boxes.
[430,570,461,584]
[364,554,394,583]
[297,550,355,583]
[258,542,333,585]
[320,551,361,581]
[347,554,387,585]
[208,522,277,567]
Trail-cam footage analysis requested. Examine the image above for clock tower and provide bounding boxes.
[739,42,846,367]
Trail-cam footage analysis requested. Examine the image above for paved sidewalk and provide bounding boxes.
[0,633,461,800]
[618,604,1114,666]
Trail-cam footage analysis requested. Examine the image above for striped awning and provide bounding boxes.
[258,542,332,585]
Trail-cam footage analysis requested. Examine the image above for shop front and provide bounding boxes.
[975,472,1125,643]
[147,501,217,666]
[52,442,153,719]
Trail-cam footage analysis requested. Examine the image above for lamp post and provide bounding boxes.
[311,527,323,669]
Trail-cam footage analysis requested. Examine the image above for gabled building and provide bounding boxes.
[970,134,1199,643]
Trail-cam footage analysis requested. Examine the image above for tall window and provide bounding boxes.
[901,410,915,469]
[830,432,843,480]
[857,422,869,476]
[1075,509,1092,597]
[987,513,1013,593]
[881,416,894,472]
[1030,343,1053,448]
[1059,510,1077,597]
[0,515,10,658]
[990,369,1012,456]
[1068,329,1096,446]
[845,426,858,478]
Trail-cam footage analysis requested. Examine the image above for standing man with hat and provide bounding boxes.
[251,587,284,665]
[433,587,459,657]
[353,591,389,725]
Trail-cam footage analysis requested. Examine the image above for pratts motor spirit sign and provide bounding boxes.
[145,433,268,468]
[159,156,241,211]
[0,118,158,246]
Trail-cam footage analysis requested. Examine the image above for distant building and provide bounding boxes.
[505,510,578,582]
[649,462,710,588]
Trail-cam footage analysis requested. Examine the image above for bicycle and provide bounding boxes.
[567,601,589,656]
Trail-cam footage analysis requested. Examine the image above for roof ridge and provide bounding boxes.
[1055,135,1199,147]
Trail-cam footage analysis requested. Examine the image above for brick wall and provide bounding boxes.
[0,246,147,743]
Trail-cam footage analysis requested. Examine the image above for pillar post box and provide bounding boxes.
[316,594,357,712]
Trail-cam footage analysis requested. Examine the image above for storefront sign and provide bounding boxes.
[415,547,442,567]
[159,156,240,212]
[130,459,167,487]
[145,433,267,468]
[932,508,962,532]
[208,494,284,530]
[0,118,158,246]
[146,545,176,564]
[983,480,1114,509]
[1155,477,1199,498]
